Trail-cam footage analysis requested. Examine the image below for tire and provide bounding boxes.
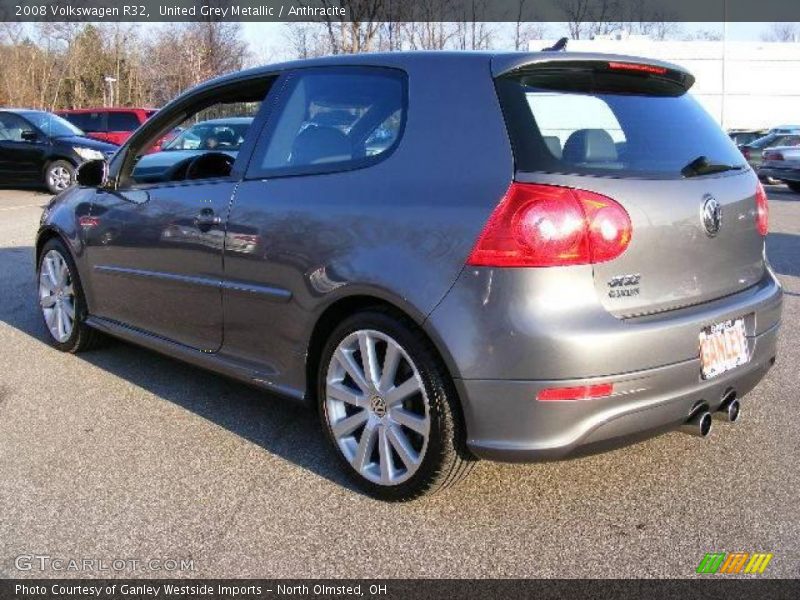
[37,238,104,353]
[44,160,75,194]
[787,182,800,193]
[317,308,474,501]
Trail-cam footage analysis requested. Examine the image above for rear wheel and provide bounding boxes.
[37,238,103,352]
[44,160,75,194]
[318,309,473,501]
[786,181,800,193]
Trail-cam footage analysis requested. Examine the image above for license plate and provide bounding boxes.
[699,318,750,379]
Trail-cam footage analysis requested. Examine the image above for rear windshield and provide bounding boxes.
[496,68,746,178]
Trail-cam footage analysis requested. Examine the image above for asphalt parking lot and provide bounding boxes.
[0,186,798,579]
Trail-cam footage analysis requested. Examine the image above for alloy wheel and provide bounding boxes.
[325,329,431,486]
[48,166,72,191]
[39,249,76,343]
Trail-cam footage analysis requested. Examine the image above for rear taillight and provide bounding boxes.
[466,183,632,267]
[741,147,751,160]
[756,182,769,237]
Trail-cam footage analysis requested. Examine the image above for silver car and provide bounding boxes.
[36,52,782,501]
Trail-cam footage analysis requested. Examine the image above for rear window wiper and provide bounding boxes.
[681,155,745,178]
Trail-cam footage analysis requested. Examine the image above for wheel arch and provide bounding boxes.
[304,294,463,410]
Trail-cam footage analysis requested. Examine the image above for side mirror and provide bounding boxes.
[76,159,108,188]
[21,130,38,142]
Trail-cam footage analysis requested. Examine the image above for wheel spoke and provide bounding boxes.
[353,421,377,473]
[358,332,380,389]
[377,425,394,484]
[387,424,420,470]
[378,343,401,393]
[334,347,371,394]
[326,382,364,408]
[384,376,421,407]
[39,295,57,309]
[45,257,59,288]
[331,409,368,437]
[57,259,68,287]
[390,407,429,435]
[62,284,74,297]
[55,306,66,340]
[62,298,75,320]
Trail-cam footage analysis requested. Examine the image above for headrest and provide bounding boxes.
[291,125,352,166]
[563,129,618,163]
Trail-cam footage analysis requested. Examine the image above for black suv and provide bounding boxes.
[0,109,117,194]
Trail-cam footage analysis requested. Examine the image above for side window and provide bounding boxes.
[79,113,105,132]
[252,67,406,177]
[108,112,143,132]
[0,113,33,141]
[119,77,275,188]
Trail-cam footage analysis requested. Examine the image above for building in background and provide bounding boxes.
[529,36,800,131]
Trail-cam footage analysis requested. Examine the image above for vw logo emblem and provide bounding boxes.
[701,195,722,237]
[369,395,387,418]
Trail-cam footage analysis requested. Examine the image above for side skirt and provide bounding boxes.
[85,315,307,404]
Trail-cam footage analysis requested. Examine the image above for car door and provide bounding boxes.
[0,112,48,183]
[222,67,408,385]
[83,79,275,351]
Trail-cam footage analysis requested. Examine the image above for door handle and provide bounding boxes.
[195,208,221,231]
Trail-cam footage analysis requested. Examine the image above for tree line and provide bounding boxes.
[0,13,794,111]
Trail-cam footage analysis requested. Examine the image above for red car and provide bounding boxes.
[55,108,156,146]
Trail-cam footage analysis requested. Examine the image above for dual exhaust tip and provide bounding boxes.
[680,392,740,437]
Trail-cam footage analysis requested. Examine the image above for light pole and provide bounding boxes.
[103,75,118,107]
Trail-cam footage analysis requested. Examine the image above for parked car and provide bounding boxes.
[739,132,800,183]
[759,146,800,192]
[56,108,156,146]
[36,53,782,501]
[768,124,800,135]
[0,109,117,193]
[728,128,767,147]
[131,117,253,183]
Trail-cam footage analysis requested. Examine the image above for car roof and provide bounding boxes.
[189,50,694,95]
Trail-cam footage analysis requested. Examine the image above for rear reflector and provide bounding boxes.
[466,183,632,267]
[537,383,614,402]
[607,61,668,75]
[756,181,769,237]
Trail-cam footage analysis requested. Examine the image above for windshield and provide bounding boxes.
[23,112,84,138]
[497,72,746,178]
[164,120,251,151]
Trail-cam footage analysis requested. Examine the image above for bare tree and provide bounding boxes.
[761,22,800,42]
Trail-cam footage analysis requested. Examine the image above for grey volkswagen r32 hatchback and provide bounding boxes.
[37,52,783,501]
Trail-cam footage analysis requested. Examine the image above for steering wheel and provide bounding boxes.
[185,152,235,180]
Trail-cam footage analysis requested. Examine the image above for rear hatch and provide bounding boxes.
[493,55,765,317]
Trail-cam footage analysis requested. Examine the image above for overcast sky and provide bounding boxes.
[241,21,774,62]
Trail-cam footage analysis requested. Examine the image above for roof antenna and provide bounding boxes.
[542,37,568,52]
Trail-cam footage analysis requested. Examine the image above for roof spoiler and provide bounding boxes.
[491,53,695,91]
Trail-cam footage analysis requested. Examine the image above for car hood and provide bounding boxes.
[56,135,119,152]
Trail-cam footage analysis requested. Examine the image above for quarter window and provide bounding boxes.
[252,67,406,177]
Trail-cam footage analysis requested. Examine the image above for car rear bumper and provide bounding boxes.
[426,267,783,462]
[457,322,777,461]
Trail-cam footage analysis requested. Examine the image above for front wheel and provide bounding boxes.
[318,309,474,501]
[37,238,103,352]
[45,160,75,194]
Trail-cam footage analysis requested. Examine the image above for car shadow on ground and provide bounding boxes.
[767,232,800,278]
[0,245,362,496]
